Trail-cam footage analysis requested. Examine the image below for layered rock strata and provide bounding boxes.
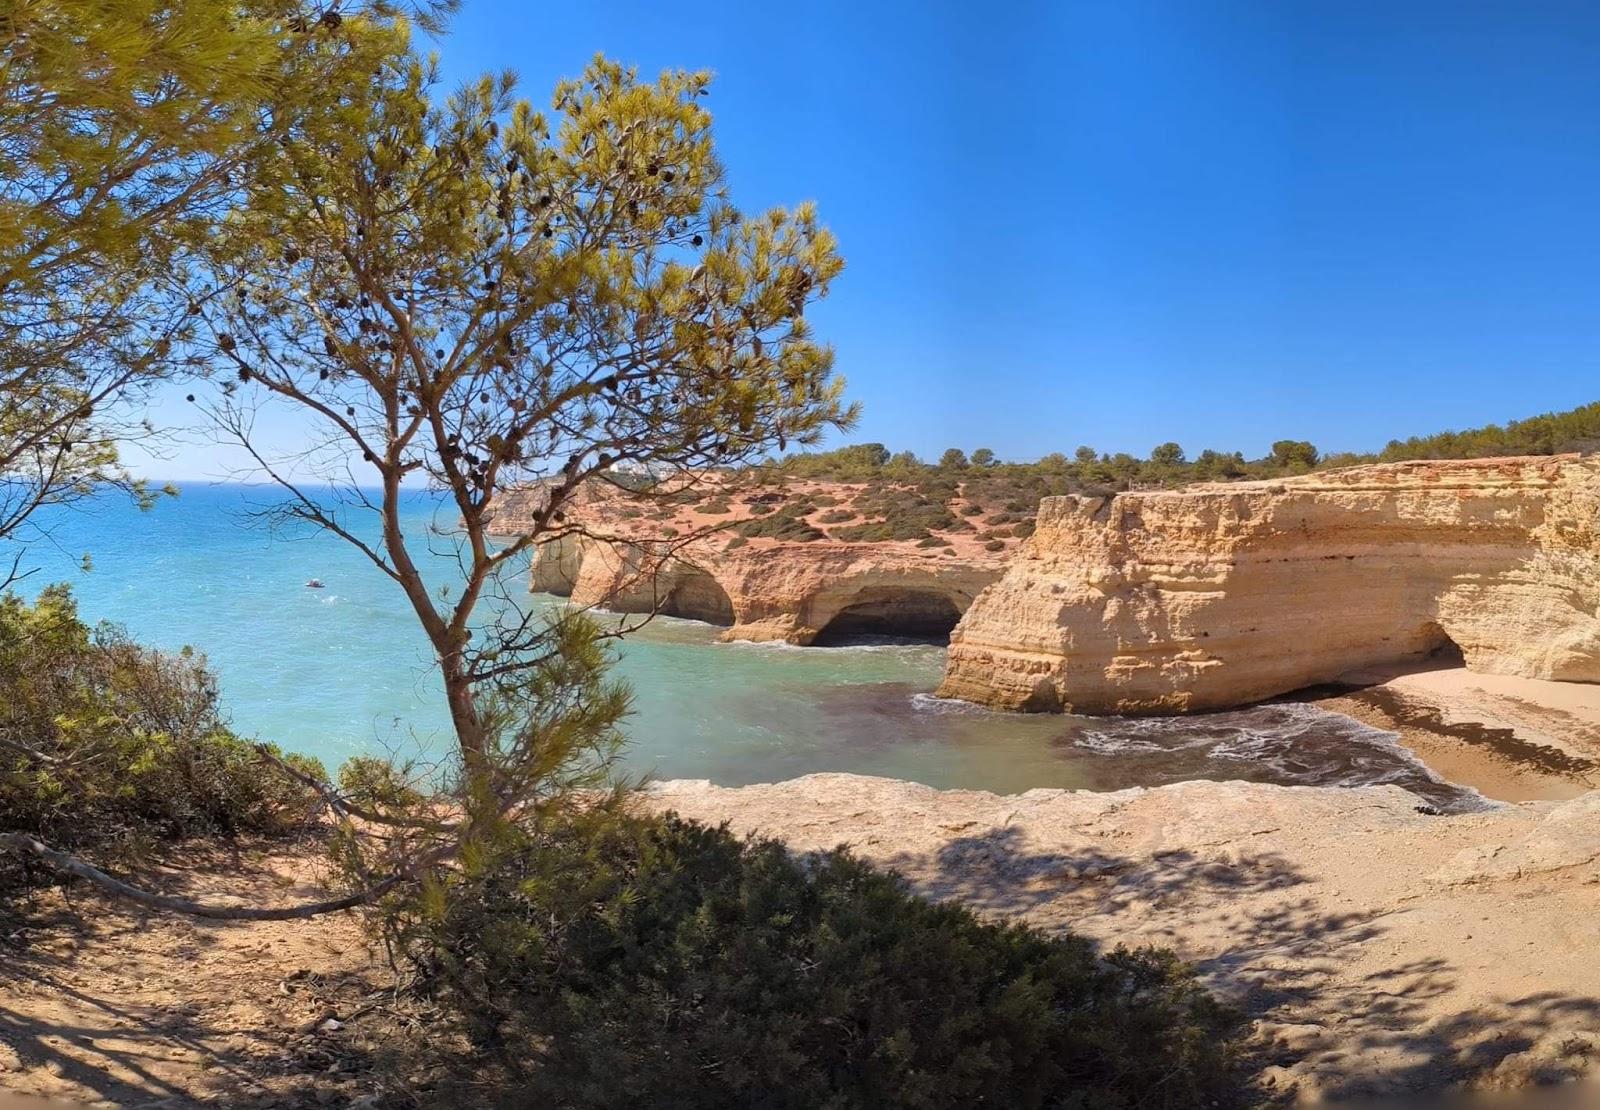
[938,456,1600,713]
[525,529,999,644]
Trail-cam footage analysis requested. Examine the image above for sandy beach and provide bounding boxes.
[1307,665,1600,803]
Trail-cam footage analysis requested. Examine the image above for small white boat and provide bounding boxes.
[305,579,325,589]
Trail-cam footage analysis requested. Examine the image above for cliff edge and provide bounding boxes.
[938,455,1600,713]
[489,477,1011,644]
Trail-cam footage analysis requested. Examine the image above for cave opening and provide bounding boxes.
[1418,621,1465,668]
[658,573,735,626]
[813,588,963,646]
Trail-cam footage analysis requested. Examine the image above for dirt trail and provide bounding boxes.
[0,838,395,1109]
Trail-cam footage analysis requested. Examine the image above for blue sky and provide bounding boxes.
[132,0,1600,477]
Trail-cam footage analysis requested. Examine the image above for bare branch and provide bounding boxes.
[0,831,440,921]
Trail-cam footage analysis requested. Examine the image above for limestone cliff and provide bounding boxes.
[528,531,999,643]
[490,480,1007,644]
[938,455,1600,713]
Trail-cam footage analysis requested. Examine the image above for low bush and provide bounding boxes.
[985,538,1006,552]
[737,511,827,542]
[0,587,323,886]
[393,814,1243,1109]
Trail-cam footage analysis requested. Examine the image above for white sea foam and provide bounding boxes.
[1073,731,1168,754]
[1070,702,1495,813]
[909,692,990,715]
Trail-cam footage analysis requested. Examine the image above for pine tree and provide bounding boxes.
[0,0,452,561]
[192,51,851,871]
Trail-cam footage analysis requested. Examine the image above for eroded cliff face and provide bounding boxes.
[530,532,999,643]
[496,482,1006,644]
[938,456,1600,714]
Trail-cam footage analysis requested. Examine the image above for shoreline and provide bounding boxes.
[1297,665,1600,803]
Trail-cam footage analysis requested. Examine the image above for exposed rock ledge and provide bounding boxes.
[651,773,1600,1102]
[939,455,1600,713]
[489,480,1006,644]
[528,531,1001,643]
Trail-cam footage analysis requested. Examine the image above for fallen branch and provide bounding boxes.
[0,831,442,921]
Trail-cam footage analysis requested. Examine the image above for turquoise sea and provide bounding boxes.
[15,484,1482,808]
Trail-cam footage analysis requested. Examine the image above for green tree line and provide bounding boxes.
[775,400,1600,491]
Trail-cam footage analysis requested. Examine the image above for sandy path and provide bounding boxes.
[0,838,389,1109]
[6,777,1599,1107]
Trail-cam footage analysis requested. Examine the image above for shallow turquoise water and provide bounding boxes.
[12,484,1482,808]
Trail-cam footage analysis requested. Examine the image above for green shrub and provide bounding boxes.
[339,756,425,811]
[771,401,1600,502]
[833,520,899,542]
[818,507,855,524]
[737,511,827,542]
[394,814,1243,1109]
[0,587,323,884]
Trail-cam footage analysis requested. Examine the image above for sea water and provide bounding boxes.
[14,483,1483,810]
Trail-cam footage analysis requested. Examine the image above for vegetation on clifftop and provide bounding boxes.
[772,399,1600,494]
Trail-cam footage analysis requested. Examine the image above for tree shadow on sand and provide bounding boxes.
[0,851,400,1110]
[877,825,1600,1102]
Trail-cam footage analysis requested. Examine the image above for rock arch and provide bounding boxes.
[812,586,964,644]
[1416,620,1466,667]
[658,570,735,626]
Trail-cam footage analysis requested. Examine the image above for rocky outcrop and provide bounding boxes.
[649,772,1600,1099]
[939,456,1600,713]
[527,529,999,644]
